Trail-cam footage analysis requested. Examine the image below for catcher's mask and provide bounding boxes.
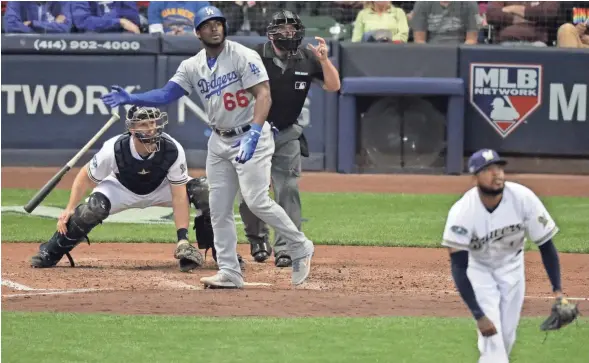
[267,10,305,56]
[125,106,168,152]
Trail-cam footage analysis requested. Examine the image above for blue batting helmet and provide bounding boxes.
[194,6,227,35]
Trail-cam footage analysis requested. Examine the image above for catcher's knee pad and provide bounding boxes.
[187,177,210,214]
[67,192,111,240]
[31,192,111,268]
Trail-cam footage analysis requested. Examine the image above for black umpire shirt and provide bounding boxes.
[255,41,325,130]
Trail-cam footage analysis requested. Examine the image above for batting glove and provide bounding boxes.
[232,124,262,164]
[102,85,132,108]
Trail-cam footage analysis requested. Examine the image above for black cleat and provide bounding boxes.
[250,241,272,263]
[274,251,292,268]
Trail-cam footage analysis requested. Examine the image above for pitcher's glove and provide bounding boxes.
[174,240,204,272]
[540,297,580,331]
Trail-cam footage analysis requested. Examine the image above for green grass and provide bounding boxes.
[2,188,588,252]
[2,312,588,363]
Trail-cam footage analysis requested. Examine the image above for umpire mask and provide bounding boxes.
[125,106,169,153]
[267,10,305,56]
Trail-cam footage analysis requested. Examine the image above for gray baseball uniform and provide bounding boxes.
[170,40,314,281]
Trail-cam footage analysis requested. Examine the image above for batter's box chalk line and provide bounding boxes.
[2,278,113,298]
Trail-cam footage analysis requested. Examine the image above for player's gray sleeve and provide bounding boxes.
[169,60,194,95]
[237,49,269,90]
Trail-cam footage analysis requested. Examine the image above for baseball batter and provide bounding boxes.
[30,106,209,272]
[442,149,567,363]
[101,6,314,289]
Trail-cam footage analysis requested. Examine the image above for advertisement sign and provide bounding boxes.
[461,47,588,156]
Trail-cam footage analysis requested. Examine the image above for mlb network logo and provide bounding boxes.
[470,63,543,138]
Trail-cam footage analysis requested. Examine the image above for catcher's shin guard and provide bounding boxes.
[193,212,245,271]
[193,213,214,253]
[209,244,246,271]
[30,192,110,268]
[31,232,85,268]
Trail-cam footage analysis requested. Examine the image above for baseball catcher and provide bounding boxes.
[540,296,580,331]
[29,105,243,271]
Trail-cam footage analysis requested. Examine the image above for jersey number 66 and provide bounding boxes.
[223,90,249,111]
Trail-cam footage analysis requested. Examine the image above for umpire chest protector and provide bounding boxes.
[257,42,324,130]
[114,133,178,195]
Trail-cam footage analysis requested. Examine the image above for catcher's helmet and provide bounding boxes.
[267,10,305,55]
[125,106,168,151]
[194,6,227,36]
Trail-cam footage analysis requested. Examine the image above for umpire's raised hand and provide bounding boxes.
[102,86,132,108]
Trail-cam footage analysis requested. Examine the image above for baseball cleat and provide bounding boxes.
[200,272,244,289]
[291,253,313,286]
[250,241,272,263]
[253,250,270,263]
[274,251,292,268]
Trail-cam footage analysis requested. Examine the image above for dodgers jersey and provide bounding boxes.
[442,181,559,267]
[170,40,269,130]
[87,132,189,188]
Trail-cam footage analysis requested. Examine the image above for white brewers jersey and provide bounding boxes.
[442,181,559,267]
[170,39,269,130]
[87,132,189,186]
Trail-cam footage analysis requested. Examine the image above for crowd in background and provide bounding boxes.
[1,1,588,49]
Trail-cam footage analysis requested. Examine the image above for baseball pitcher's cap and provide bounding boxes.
[468,149,507,174]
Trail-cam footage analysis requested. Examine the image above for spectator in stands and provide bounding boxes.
[557,1,589,48]
[148,1,209,35]
[213,1,272,35]
[351,1,409,43]
[411,1,479,44]
[71,1,140,33]
[331,1,364,24]
[3,1,72,33]
[486,1,559,46]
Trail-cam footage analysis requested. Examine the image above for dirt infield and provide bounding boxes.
[2,167,589,318]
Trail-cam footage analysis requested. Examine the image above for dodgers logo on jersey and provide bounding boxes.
[470,63,543,138]
[197,71,239,99]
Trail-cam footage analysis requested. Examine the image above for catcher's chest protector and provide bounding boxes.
[114,133,178,195]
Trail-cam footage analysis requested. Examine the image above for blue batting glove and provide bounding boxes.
[232,124,262,164]
[102,85,132,108]
[271,125,279,137]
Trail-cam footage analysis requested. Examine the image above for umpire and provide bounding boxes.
[238,10,340,267]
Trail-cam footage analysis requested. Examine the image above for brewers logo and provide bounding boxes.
[470,63,542,138]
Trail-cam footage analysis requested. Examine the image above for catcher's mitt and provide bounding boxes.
[540,297,580,331]
[174,240,204,272]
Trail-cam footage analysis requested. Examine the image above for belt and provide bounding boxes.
[212,124,251,137]
[269,121,295,131]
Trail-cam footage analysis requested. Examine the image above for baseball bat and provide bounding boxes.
[23,113,120,214]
